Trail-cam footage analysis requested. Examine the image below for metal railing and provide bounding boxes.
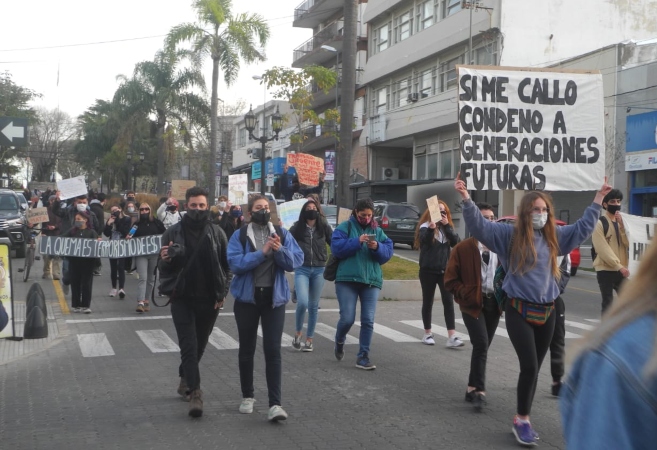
[292,21,343,63]
[294,0,316,20]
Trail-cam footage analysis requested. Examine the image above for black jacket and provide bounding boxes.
[52,201,101,235]
[132,218,166,237]
[289,219,332,267]
[280,172,324,201]
[89,201,105,233]
[103,216,132,239]
[158,221,232,301]
[218,213,241,241]
[418,224,460,273]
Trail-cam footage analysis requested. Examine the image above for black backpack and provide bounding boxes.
[239,224,286,251]
[590,216,609,262]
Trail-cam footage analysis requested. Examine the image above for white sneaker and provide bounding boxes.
[268,405,288,421]
[83,308,92,314]
[72,307,81,313]
[239,398,255,414]
[422,334,435,345]
[109,289,117,297]
[446,335,465,348]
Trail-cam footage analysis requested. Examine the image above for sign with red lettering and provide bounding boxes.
[287,154,324,186]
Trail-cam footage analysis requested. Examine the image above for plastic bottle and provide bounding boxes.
[128,225,138,237]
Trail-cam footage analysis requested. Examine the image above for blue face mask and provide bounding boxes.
[230,209,243,218]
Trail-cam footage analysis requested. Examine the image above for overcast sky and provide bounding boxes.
[0,0,311,119]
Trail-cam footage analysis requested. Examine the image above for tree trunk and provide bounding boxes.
[156,111,166,195]
[338,0,357,208]
[209,57,220,199]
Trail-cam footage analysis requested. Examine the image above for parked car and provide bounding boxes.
[496,216,581,276]
[321,204,337,227]
[0,190,27,257]
[373,201,421,247]
[14,192,29,210]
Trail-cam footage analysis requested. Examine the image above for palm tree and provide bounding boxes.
[166,0,269,197]
[114,49,209,194]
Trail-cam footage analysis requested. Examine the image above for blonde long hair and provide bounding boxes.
[413,200,454,250]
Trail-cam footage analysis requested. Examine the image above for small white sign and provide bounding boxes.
[625,151,657,172]
[57,176,87,200]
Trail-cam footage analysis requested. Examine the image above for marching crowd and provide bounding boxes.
[24,176,656,449]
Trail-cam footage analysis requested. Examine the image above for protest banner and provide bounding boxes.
[287,153,324,186]
[457,66,605,191]
[620,213,657,277]
[228,174,248,206]
[426,196,441,223]
[0,244,16,339]
[39,236,161,258]
[277,199,307,229]
[337,207,351,224]
[325,151,336,181]
[171,180,196,200]
[57,176,87,200]
[27,207,49,225]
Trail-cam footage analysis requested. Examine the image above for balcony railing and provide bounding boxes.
[292,21,343,63]
[294,0,316,21]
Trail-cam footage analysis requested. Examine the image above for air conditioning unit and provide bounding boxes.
[407,92,419,103]
[381,167,400,180]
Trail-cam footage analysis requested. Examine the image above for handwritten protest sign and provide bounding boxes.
[228,174,248,206]
[39,236,161,258]
[426,196,441,223]
[27,207,49,225]
[620,213,657,278]
[172,180,196,200]
[287,153,324,186]
[457,66,605,191]
[57,176,87,200]
[277,199,307,229]
[337,207,351,224]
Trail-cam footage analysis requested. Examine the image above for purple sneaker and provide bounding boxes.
[512,418,537,446]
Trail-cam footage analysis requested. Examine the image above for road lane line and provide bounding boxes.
[53,280,70,314]
[354,322,417,342]
[258,326,295,347]
[136,330,179,353]
[78,333,114,357]
[400,320,470,341]
[208,327,239,350]
[313,323,359,344]
[565,320,595,331]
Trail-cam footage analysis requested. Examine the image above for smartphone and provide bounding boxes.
[367,235,376,241]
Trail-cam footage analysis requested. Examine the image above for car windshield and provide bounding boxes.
[0,195,18,210]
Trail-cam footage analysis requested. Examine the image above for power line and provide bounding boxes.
[0,34,168,53]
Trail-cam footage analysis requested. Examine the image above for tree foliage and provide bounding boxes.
[29,107,78,182]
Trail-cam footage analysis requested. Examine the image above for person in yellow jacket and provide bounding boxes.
[592,189,629,314]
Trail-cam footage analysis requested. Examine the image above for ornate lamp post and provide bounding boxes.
[244,105,283,195]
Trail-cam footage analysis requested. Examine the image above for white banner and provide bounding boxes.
[621,213,657,278]
[228,174,248,206]
[57,176,87,200]
[458,66,605,191]
[277,199,307,229]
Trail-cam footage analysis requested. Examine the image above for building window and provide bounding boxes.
[443,0,462,17]
[374,23,390,53]
[394,78,410,108]
[394,11,412,43]
[419,69,434,98]
[374,87,388,114]
[475,41,498,66]
[417,0,437,31]
[439,54,463,92]
[439,135,460,178]
[239,128,247,147]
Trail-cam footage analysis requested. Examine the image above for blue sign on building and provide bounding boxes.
[626,111,657,152]
[251,157,296,180]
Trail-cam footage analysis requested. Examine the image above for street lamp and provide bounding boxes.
[245,104,283,195]
[127,151,145,192]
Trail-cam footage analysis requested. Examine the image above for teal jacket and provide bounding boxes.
[331,216,394,289]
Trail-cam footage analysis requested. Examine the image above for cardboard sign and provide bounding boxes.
[39,236,161,258]
[228,174,248,206]
[57,176,87,200]
[426,196,441,223]
[457,66,605,191]
[620,213,657,278]
[171,180,196,200]
[277,199,307,229]
[27,207,49,225]
[337,207,352,224]
[286,153,324,186]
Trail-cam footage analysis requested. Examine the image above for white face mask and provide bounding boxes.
[218,201,227,209]
[76,203,87,212]
[532,213,548,230]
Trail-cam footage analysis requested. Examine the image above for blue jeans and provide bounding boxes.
[335,282,380,358]
[294,266,325,338]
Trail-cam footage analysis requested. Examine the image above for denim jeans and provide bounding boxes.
[294,266,325,338]
[135,254,158,302]
[335,282,380,359]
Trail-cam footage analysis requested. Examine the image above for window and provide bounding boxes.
[444,0,462,17]
[394,78,410,108]
[394,11,412,42]
[239,128,247,147]
[439,135,460,178]
[475,41,498,66]
[416,154,427,179]
[439,54,463,92]
[417,0,436,31]
[374,87,388,114]
[419,69,434,98]
[374,23,390,53]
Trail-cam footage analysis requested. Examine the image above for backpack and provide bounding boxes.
[590,216,609,262]
[493,232,515,314]
[239,223,286,251]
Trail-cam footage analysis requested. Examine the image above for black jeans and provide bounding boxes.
[109,258,125,289]
[69,257,94,308]
[596,270,625,314]
[171,298,220,392]
[461,296,500,392]
[124,257,133,272]
[549,296,565,382]
[419,270,455,330]
[505,301,556,416]
[234,287,286,407]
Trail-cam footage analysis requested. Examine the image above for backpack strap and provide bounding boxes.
[600,215,609,236]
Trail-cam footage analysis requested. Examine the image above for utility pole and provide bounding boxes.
[338,0,357,208]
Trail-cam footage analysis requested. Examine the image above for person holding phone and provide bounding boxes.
[413,201,461,347]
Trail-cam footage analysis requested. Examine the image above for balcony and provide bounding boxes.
[293,0,343,29]
[305,81,339,110]
[292,21,344,68]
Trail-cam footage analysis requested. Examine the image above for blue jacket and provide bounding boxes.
[560,314,657,449]
[227,225,304,307]
[463,199,600,304]
[331,216,394,289]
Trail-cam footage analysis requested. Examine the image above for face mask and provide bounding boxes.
[112,211,121,218]
[606,204,621,215]
[127,207,135,213]
[532,213,548,230]
[218,201,227,209]
[76,203,87,212]
[186,209,209,222]
[75,220,85,228]
[358,216,371,227]
[251,209,270,225]
[230,209,243,218]
[303,210,319,221]
[140,213,150,221]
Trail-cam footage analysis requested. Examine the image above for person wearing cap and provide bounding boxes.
[157,197,186,229]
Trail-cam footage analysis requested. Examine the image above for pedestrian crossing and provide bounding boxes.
[72,315,596,358]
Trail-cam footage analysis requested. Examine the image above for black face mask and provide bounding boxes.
[303,210,319,221]
[606,204,621,215]
[186,209,209,222]
[112,211,121,218]
[251,210,270,225]
[140,213,150,221]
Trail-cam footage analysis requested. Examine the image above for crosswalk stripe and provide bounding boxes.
[208,327,239,350]
[585,318,601,324]
[136,330,180,353]
[455,319,508,338]
[312,323,359,344]
[78,333,114,357]
[355,322,417,342]
[564,320,594,331]
[258,326,295,347]
[400,320,470,341]
[455,319,581,339]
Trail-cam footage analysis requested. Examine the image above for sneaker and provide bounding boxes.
[551,381,562,397]
[136,302,145,313]
[422,334,435,345]
[142,302,150,312]
[239,398,255,414]
[302,341,314,352]
[188,389,203,418]
[83,308,92,314]
[109,289,117,297]
[334,341,345,361]
[268,405,288,422]
[512,418,537,446]
[446,335,465,348]
[292,335,302,350]
[93,271,102,276]
[177,378,190,401]
[356,353,376,370]
[465,390,477,402]
[72,307,82,313]
[473,392,486,412]
[118,289,125,299]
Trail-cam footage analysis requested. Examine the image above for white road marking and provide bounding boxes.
[400,320,470,341]
[208,327,239,350]
[312,323,359,345]
[78,333,115,357]
[355,322,417,342]
[136,330,180,353]
[565,320,595,331]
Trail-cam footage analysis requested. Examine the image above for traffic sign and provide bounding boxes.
[0,117,28,147]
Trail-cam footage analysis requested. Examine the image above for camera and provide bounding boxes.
[166,205,177,212]
[167,243,185,259]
